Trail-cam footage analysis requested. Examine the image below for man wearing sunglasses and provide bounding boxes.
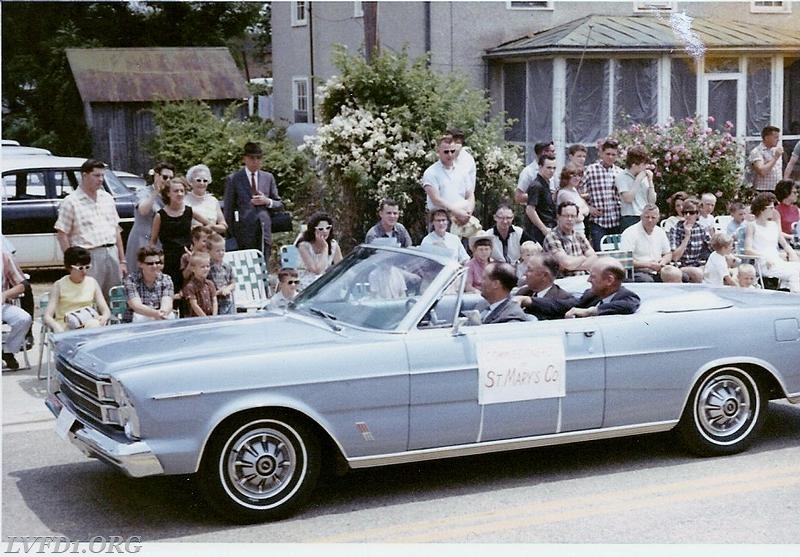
[223,142,283,258]
[422,135,475,224]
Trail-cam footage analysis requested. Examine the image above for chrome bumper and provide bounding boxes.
[46,394,164,478]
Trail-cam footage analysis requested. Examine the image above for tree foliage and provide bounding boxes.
[1,2,269,154]
[305,46,522,249]
[147,101,314,211]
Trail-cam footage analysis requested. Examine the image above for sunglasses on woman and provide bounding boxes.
[315,225,332,231]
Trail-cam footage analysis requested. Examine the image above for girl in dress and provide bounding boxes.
[185,164,228,235]
[151,177,209,291]
[295,212,343,290]
[124,162,174,269]
[744,192,800,292]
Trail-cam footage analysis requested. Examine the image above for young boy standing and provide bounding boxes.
[182,252,217,317]
[208,233,236,315]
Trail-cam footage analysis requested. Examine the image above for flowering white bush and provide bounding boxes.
[306,47,522,246]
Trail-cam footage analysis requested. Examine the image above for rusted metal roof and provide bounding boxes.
[486,14,800,58]
[66,47,249,103]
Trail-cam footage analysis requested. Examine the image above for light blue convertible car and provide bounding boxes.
[46,245,800,522]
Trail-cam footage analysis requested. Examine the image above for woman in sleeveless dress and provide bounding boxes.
[295,212,343,290]
[151,177,209,291]
[744,192,800,292]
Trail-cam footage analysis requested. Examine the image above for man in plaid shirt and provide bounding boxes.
[585,139,622,251]
[749,125,784,192]
[668,199,711,283]
[543,201,597,277]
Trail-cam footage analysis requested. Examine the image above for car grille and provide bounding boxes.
[54,355,122,430]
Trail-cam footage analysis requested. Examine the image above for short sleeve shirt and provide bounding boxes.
[208,261,235,298]
[703,251,730,286]
[585,161,621,228]
[748,142,783,191]
[620,222,671,265]
[542,227,593,276]
[182,277,217,316]
[123,271,174,322]
[422,160,472,211]
[54,187,120,248]
[669,222,711,267]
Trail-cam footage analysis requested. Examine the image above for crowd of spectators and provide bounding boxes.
[3,126,800,368]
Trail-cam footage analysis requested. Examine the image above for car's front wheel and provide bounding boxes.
[198,413,320,523]
[678,366,766,456]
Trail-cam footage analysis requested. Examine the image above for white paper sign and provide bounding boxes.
[477,337,566,405]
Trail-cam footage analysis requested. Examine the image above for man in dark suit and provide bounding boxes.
[566,256,640,318]
[223,142,283,257]
[515,253,577,320]
[480,262,528,324]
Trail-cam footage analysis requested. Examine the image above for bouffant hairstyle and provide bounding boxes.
[64,246,91,268]
[750,192,778,217]
[296,212,335,251]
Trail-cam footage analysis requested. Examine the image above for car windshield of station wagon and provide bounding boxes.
[290,246,446,331]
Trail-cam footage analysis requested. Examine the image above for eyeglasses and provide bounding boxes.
[684,210,698,215]
[70,264,92,271]
[287,280,301,285]
[569,172,583,177]
[315,225,332,231]
[160,174,173,181]
[442,149,457,155]
[143,260,164,266]
[194,178,210,183]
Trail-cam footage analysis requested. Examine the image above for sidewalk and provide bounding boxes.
[2,282,56,432]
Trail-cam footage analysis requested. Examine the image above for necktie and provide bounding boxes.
[250,172,258,196]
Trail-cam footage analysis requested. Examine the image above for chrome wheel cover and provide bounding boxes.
[696,373,754,440]
[224,425,299,502]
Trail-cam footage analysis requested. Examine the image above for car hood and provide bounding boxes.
[53,311,353,378]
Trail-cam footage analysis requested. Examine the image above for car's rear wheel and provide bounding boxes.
[198,413,320,523]
[678,366,766,456]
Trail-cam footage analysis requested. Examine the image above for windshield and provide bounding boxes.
[291,246,447,331]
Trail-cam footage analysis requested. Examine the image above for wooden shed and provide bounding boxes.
[66,47,249,175]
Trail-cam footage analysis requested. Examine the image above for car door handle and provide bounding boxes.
[566,330,596,338]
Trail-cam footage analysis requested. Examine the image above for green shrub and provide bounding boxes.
[147,101,314,209]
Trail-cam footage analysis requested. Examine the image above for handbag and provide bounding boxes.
[64,306,100,330]
[270,211,293,233]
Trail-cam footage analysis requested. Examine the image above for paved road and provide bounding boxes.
[3,356,799,545]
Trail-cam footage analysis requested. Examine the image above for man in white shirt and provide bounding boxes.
[422,135,475,223]
[620,204,672,282]
[448,127,476,194]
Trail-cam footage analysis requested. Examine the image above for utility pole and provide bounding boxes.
[363,1,378,64]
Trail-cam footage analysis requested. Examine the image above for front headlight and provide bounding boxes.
[110,378,141,440]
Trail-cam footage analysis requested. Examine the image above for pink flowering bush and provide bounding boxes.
[615,116,745,212]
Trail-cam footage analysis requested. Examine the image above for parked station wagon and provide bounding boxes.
[45,244,800,522]
[1,155,136,268]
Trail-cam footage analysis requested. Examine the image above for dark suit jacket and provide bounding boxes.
[482,296,528,324]
[518,283,577,320]
[574,285,640,316]
[223,168,283,250]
